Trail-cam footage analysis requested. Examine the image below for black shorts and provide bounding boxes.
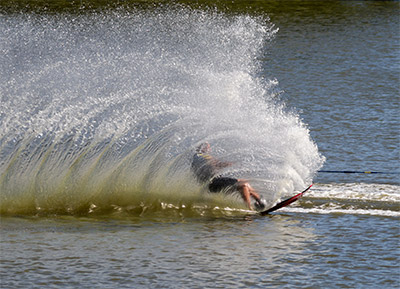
[208,177,238,193]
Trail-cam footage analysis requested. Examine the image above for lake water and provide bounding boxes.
[1,1,399,288]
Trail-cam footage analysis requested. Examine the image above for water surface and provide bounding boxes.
[1,1,399,288]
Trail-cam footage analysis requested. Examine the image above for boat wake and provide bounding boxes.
[281,183,400,217]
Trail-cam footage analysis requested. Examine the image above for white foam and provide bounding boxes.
[282,207,400,217]
[271,183,400,217]
[309,183,400,202]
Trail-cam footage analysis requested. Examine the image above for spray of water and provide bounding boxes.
[0,6,324,216]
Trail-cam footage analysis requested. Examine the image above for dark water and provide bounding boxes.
[264,1,400,185]
[1,1,399,288]
[1,213,398,288]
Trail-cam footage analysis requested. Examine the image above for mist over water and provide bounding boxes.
[0,7,324,215]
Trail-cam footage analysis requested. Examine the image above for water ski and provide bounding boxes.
[259,184,313,215]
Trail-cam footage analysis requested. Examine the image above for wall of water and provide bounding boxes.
[0,6,324,215]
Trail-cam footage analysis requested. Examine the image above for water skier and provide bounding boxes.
[191,142,266,210]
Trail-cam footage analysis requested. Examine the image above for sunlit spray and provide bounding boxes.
[0,6,324,215]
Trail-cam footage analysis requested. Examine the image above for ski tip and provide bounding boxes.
[259,184,314,216]
[301,184,313,194]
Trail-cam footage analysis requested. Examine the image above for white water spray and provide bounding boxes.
[0,7,324,215]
